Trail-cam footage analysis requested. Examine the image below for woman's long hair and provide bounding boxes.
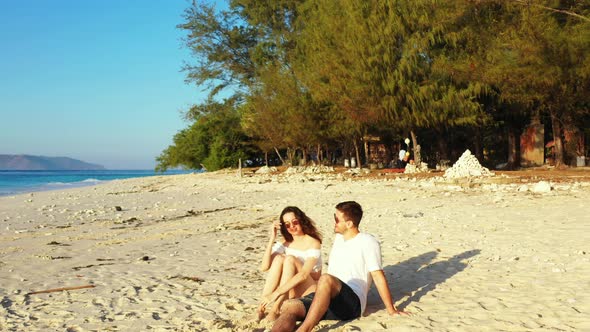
[279,206,322,243]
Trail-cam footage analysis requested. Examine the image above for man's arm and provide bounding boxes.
[370,270,405,315]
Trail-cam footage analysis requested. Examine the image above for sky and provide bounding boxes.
[0,1,224,169]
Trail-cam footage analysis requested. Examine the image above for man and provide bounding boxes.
[271,201,406,332]
[397,149,409,168]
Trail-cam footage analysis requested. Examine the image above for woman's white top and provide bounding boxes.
[272,242,322,273]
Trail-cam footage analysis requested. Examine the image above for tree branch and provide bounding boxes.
[513,0,590,22]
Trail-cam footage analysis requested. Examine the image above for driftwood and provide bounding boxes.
[72,263,115,271]
[169,275,205,284]
[26,284,95,295]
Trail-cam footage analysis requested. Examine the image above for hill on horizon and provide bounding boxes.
[0,155,106,170]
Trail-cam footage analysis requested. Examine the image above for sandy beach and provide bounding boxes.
[1,167,589,331]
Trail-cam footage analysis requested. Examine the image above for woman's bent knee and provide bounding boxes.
[270,255,285,267]
[283,255,298,266]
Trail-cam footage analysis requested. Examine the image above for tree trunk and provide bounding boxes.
[286,148,296,166]
[302,147,308,166]
[273,147,286,166]
[364,139,370,165]
[507,128,518,169]
[410,130,421,165]
[437,129,449,162]
[550,109,565,168]
[474,128,483,161]
[316,144,322,165]
[265,151,268,166]
[353,139,361,168]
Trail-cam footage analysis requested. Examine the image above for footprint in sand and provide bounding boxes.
[91,297,108,308]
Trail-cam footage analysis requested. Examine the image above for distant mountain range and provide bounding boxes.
[0,155,106,170]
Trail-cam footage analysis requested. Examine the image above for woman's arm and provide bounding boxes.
[263,255,317,302]
[259,220,281,272]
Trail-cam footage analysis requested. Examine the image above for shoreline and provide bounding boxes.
[0,169,199,197]
[1,170,589,331]
[0,179,106,198]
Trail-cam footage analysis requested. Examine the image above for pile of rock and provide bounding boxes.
[404,162,429,174]
[345,167,371,175]
[444,150,494,179]
[255,166,278,174]
[284,166,334,174]
[436,159,451,171]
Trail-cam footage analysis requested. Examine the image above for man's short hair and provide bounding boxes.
[336,201,363,227]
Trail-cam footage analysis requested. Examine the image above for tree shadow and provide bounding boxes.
[366,249,481,313]
[306,250,480,331]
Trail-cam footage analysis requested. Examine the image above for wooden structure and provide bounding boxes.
[364,135,391,168]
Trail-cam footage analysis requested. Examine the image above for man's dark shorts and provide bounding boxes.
[300,278,361,321]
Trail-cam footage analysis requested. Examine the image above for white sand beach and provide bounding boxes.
[1,168,589,331]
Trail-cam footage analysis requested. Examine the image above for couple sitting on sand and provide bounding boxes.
[258,201,407,332]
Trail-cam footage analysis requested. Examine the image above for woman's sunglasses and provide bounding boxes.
[283,219,300,228]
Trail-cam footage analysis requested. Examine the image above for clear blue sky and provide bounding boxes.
[0,1,223,169]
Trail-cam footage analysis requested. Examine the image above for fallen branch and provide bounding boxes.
[26,284,95,295]
[166,206,242,221]
[169,275,205,284]
[72,263,115,271]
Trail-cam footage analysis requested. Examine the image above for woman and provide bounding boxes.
[258,206,323,321]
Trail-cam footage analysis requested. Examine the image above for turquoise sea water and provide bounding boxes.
[0,170,198,196]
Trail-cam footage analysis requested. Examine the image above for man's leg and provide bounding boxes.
[296,274,342,332]
[271,299,306,332]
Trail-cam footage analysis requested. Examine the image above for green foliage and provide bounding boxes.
[296,0,487,135]
[178,2,259,97]
[156,99,255,172]
[164,0,590,169]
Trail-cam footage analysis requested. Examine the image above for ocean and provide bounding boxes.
[0,170,198,196]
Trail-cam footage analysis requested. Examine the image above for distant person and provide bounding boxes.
[397,149,408,168]
[258,207,323,321]
[270,201,407,332]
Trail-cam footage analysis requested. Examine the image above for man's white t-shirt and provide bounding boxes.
[327,233,382,314]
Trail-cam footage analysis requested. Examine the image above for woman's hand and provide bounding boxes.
[259,291,279,310]
[269,220,280,239]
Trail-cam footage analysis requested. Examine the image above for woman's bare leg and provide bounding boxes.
[290,261,319,298]
[266,255,298,321]
[258,255,285,320]
[294,274,317,297]
[267,256,319,321]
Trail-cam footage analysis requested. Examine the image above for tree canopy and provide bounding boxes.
[157,0,590,171]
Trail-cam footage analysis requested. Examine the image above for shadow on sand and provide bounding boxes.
[367,249,481,313]
[303,249,480,331]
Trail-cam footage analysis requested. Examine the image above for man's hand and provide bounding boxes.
[387,306,410,316]
[370,270,411,317]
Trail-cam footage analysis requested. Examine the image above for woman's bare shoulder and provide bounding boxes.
[306,236,321,249]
